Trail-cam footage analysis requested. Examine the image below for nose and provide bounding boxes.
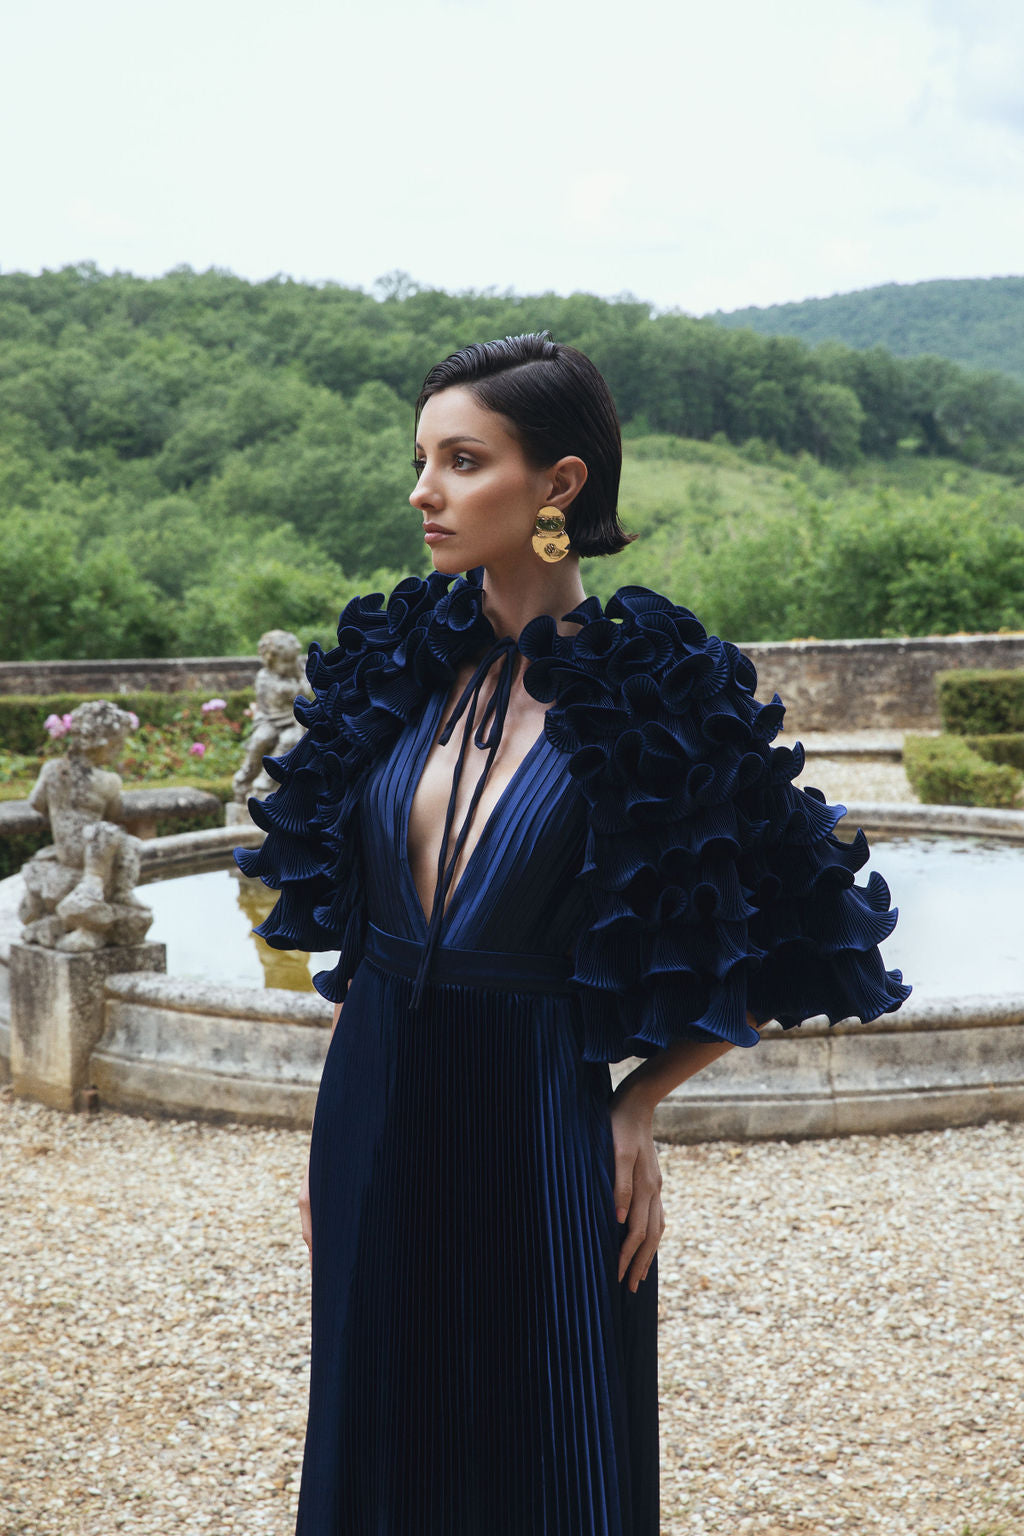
[409,469,441,514]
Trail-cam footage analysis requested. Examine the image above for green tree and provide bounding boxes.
[798,381,865,466]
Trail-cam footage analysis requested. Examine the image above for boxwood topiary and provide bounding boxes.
[903,733,1024,809]
[936,670,1024,736]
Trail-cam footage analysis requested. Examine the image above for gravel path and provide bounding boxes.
[796,743,919,807]
[4,1088,1022,1536]
[5,741,1015,1536]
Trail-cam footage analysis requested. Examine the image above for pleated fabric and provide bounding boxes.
[293,693,658,1536]
[237,570,910,1060]
[234,570,913,1535]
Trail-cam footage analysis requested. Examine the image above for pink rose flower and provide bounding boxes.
[189,741,206,757]
[43,713,67,738]
[201,698,227,714]
[127,711,140,731]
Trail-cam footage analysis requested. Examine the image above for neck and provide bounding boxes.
[475,558,588,643]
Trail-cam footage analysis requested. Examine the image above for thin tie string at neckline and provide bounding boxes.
[409,635,521,1011]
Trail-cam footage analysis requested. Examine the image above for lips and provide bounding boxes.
[422,523,452,534]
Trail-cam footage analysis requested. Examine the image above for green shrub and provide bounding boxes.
[965,732,1024,771]
[903,733,1024,808]
[0,826,50,881]
[937,670,1024,735]
[0,688,253,755]
[0,749,38,789]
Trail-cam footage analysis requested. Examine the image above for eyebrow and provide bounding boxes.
[414,435,488,452]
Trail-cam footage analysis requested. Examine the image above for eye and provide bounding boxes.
[452,454,474,470]
[411,457,425,477]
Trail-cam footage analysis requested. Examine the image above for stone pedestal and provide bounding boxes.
[9,941,166,1112]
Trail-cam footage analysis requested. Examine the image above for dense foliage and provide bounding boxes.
[2,265,1023,660]
[0,688,253,757]
[588,440,1024,640]
[713,276,1024,386]
[936,670,1024,735]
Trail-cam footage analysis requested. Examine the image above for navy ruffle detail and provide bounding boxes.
[235,569,910,1050]
[520,585,911,1061]
[233,570,494,1001]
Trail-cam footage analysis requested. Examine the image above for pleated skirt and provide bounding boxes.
[298,944,660,1536]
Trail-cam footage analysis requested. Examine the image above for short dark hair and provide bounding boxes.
[415,332,634,558]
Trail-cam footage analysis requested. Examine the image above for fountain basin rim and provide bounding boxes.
[99,965,1023,1036]
[140,823,261,879]
[104,969,333,1026]
[134,802,1024,887]
[126,805,1024,1034]
[841,802,1024,842]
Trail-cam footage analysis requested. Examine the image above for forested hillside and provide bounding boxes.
[713,276,1024,384]
[1,264,1023,661]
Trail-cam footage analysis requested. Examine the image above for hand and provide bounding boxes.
[609,1084,665,1293]
[298,1157,312,1265]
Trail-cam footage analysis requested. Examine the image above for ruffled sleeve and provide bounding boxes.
[233,571,496,1001]
[233,575,445,999]
[521,586,911,1063]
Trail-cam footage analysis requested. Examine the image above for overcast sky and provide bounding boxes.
[3,0,1022,314]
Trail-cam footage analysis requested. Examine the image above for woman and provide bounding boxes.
[235,333,910,1536]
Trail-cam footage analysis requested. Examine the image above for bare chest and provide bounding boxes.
[406,673,549,923]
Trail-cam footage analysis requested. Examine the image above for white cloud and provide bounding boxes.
[1,0,1021,311]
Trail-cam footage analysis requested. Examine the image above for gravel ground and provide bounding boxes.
[796,750,918,807]
[3,1088,1022,1536]
[5,741,1014,1536]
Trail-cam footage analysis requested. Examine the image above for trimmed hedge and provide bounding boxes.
[904,733,1024,809]
[937,669,1024,736]
[0,690,254,755]
[965,732,1024,772]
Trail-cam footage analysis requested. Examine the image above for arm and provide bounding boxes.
[26,763,52,819]
[609,1011,768,1294]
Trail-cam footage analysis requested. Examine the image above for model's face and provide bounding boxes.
[410,387,552,576]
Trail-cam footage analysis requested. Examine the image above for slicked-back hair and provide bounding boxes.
[415,333,634,558]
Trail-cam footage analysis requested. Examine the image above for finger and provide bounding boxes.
[298,1190,312,1259]
[613,1151,635,1228]
[626,1185,666,1284]
[617,1210,649,1284]
[628,1198,666,1291]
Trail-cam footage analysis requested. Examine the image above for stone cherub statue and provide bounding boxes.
[19,700,154,952]
[232,628,312,811]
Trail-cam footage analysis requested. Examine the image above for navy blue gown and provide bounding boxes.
[235,571,910,1536]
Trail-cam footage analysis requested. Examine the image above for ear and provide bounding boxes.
[542,455,588,511]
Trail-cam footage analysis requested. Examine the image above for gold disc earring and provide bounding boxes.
[532,507,570,563]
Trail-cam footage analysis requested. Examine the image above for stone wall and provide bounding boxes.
[0,656,258,697]
[2,633,1023,734]
[745,632,1024,733]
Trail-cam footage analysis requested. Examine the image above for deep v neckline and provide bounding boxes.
[401,688,549,935]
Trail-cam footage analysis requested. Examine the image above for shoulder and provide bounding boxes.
[522,582,784,748]
[605,585,763,696]
[307,570,493,690]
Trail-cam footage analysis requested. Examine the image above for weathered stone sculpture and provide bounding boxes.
[231,629,312,811]
[18,700,154,952]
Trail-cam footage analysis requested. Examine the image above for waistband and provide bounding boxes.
[364,923,575,996]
